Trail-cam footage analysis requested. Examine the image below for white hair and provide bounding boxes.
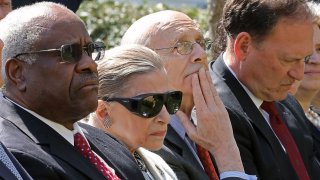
[308,1,320,18]
[0,2,77,87]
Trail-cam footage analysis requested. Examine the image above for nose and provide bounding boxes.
[155,106,170,125]
[75,52,98,74]
[190,42,208,67]
[307,51,320,64]
[288,60,305,81]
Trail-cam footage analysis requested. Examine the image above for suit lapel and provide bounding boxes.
[210,56,287,158]
[0,96,105,180]
[165,125,203,170]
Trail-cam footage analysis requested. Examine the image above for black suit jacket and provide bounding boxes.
[0,142,32,180]
[155,124,210,180]
[0,94,144,179]
[210,54,320,179]
[306,119,320,162]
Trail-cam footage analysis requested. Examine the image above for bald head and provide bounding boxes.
[121,10,200,47]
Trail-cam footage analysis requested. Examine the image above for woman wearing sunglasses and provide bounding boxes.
[86,45,179,180]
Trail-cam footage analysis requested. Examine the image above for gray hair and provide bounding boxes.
[97,44,165,99]
[307,1,320,26]
[0,2,76,86]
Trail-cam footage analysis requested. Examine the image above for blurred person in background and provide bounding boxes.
[291,1,320,161]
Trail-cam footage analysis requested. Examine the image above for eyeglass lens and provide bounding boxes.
[106,91,182,118]
[61,42,105,63]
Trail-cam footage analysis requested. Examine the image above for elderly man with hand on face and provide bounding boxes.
[0,2,145,179]
[122,10,255,180]
[210,0,320,179]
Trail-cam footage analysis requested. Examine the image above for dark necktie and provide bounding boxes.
[196,144,219,180]
[261,101,310,180]
[74,133,120,180]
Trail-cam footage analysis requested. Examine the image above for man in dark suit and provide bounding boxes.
[121,10,255,179]
[0,2,144,179]
[210,0,320,179]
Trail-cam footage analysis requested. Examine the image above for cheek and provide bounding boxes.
[114,110,151,146]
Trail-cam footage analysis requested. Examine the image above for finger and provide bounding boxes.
[192,73,206,111]
[206,70,225,108]
[176,111,198,140]
[198,68,215,106]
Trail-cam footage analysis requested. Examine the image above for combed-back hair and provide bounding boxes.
[213,0,311,56]
[97,44,165,99]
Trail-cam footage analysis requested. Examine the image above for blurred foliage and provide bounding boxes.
[77,0,208,49]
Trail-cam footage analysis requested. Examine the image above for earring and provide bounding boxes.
[103,117,112,128]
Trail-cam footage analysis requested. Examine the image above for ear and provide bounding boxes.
[5,58,27,91]
[233,32,252,61]
[96,100,109,122]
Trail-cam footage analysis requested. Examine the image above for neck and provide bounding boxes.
[295,87,318,112]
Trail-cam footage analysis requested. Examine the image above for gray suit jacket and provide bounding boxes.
[210,54,320,179]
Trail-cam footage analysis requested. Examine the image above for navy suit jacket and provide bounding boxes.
[0,94,144,179]
[210,54,320,179]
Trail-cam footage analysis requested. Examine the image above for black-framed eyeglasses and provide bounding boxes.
[102,91,183,118]
[13,41,106,63]
[153,39,212,55]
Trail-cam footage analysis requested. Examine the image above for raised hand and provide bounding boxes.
[177,67,244,172]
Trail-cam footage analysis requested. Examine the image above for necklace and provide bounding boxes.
[306,107,320,128]
[133,152,147,172]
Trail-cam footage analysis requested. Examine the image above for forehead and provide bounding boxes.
[0,0,10,3]
[36,17,91,49]
[260,18,313,58]
[121,70,169,97]
[313,25,320,43]
[150,14,203,46]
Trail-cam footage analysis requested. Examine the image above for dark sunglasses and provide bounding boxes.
[14,41,106,63]
[102,91,183,118]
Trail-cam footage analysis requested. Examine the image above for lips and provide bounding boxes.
[79,73,99,89]
[150,130,167,137]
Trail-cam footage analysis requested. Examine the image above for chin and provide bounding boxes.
[144,142,163,151]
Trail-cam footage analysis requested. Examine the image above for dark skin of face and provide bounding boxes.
[5,12,98,130]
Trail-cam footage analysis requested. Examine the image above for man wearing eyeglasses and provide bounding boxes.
[210,0,320,179]
[122,10,255,180]
[0,2,145,179]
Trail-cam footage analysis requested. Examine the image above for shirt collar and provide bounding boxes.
[223,53,263,109]
[5,97,85,146]
[169,114,186,139]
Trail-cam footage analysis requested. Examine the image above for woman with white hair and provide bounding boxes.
[291,1,320,161]
[86,44,179,180]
